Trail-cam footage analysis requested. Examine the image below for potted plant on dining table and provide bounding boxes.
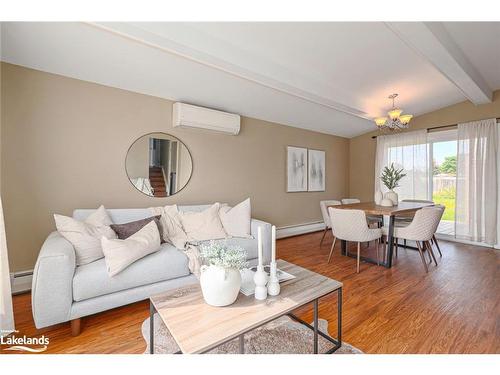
[380,163,406,206]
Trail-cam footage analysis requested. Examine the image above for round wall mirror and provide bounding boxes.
[126,132,193,197]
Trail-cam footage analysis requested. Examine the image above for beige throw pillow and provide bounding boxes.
[101,221,161,277]
[54,205,117,266]
[180,203,227,242]
[219,198,252,238]
[150,205,188,249]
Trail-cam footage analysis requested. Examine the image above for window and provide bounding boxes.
[428,130,458,235]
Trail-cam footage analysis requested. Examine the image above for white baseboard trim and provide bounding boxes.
[277,221,325,239]
[10,270,33,294]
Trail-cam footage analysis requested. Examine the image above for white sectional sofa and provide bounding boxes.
[31,205,272,332]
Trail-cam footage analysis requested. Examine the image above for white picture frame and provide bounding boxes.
[286,146,308,192]
[308,149,325,192]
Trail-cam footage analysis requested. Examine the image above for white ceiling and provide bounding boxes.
[1,22,499,138]
[443,22,500,90]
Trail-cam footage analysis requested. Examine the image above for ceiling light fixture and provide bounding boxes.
[374,93,413,132]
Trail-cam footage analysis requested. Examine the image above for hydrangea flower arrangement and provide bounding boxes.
[200,241,248,270]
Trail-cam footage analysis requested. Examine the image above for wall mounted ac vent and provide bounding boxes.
[173,102,240,135]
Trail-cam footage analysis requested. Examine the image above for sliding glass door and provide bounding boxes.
[427,130,458,235]
[380,124,498,242]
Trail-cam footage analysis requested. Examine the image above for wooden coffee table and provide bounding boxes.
[149,260,342,354]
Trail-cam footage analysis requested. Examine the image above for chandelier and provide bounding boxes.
[374,93,413,131]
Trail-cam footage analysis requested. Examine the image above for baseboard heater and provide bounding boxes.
[10,270,33,294]
[276,221,325,239]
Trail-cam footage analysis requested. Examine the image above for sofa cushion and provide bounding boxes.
[101,221,162,277]
[210,237,259,261]
[180,203,227,242]
[72,242,190,302]
[55,205,117,266]
[150,205,188,249]
[219,198,252,238]
[110,215,164,243]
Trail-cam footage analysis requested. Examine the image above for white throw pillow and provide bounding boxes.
[54,205,117,266]
[219,198,252,238]
[150,205,188,249]
[101,221,161,277]
[180,203,227,242]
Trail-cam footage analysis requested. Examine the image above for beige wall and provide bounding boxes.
[1,63,349,272]
[349,90,500,202]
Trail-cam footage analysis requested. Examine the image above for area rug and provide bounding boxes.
[141,314,363,354]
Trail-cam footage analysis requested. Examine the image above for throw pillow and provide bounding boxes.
[54,205,117,266]
[101,221,161,277]
[110,215,164,243]
[179,203,227,242]
[150,205,188,249]
[219,198,252,238]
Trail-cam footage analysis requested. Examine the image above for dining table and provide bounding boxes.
[328,201,434,268]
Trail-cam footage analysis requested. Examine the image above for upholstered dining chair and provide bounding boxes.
[396,199,443,252]
[428,204,445,257]
[382,206,443,273]
[319,200,341,246]
[341,198,383,228]
[328,208,382,273]
[409,204,445,262]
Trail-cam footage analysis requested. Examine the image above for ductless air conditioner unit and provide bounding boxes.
[173,102,240,135]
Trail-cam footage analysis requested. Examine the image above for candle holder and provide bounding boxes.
[253,265,268,300]
[267,261,280,296]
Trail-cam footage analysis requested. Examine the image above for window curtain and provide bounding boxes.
[456,118,498,245]
[374,129,429,200]
[497,121,500,249]
[0,196,15,337]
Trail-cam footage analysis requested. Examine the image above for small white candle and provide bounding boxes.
[271,225,276,262]
[257,226,263,266]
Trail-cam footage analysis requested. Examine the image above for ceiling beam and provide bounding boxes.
[386,22,492,105]
[88,22,370,120]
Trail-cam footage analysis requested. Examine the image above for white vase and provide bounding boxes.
[385,190,398,205]
[380,198,393,207]
[200,265,241,307]
[374,190,383,205]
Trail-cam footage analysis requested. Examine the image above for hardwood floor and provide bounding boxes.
[4,232,500,354]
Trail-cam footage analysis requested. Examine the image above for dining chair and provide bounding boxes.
[396,199,443,252]
[382,206,443,273]
[341,198,383,228]
[428,204,445,257]
[396,199,434,222]
[328,207,382,273]
[319,200,341,246]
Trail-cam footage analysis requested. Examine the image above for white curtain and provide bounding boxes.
[497,121,500,249]
[374,129,429,200]
[0,196,15,337]
[456,119,498,245]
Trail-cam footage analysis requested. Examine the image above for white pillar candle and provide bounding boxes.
[257,226,263,266]
[271,225,276,262]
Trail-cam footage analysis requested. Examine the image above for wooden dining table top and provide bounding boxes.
[329,201,434,216]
